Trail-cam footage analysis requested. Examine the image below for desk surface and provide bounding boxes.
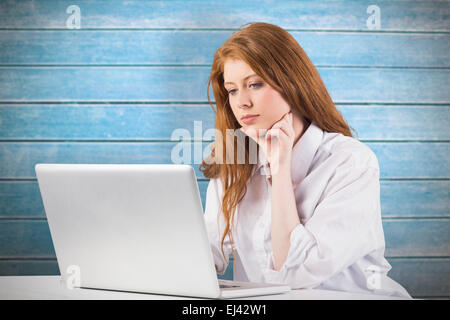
[0,276,409,300]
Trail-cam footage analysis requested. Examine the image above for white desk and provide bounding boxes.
[0,276,409,300]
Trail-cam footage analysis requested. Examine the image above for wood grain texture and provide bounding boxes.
[0,0,448,31]
[0,67,448,103]
[0,31,448,67]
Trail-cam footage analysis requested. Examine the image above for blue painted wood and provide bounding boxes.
[0,67,448,103]
[379,180,450,218]
[0,181,46,218]
[0,105,215,140]
[0,31,448,67]
[0,105,449,141]
[0,142,448,179]
[339,106,450,141]
[0,221,56,258]
[0,1,447,31]
[387,258,450,297]
[0,259,60,276]
[383,219,450,257]
[1,180,449,219]
[368,143,450,179]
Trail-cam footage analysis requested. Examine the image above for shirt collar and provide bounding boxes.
[253,120,324,184]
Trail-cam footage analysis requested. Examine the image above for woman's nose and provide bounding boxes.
[237,91,252,109]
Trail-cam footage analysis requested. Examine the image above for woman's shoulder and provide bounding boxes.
[318,130,379,170]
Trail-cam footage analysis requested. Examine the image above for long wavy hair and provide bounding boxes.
[199,22,355,265]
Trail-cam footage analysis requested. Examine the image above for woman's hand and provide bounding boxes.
[241,111,295,175]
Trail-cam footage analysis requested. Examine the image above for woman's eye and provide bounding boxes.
[227,82,263,95]
[250,82,263,88]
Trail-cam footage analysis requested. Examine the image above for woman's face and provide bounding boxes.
[223,59,291,131]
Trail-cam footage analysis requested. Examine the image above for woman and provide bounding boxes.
[199,22,411,298]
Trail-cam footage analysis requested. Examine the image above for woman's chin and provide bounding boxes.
[240,125,269,138]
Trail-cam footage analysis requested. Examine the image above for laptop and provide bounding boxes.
[35,163,291,299]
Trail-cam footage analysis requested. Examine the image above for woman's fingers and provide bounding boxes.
[270,117,293,139]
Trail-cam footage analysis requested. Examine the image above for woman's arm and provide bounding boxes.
[270,163,301,271]
[263,153,384,290]
[241,111,303,271]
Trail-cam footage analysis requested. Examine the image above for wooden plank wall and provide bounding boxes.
[0,0,449,299]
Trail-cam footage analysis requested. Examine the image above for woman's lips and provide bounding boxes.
[241,115,259,124]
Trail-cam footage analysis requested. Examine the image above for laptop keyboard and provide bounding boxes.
[218,280,242,289]
[219,284,241,289]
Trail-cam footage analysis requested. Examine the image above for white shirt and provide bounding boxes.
[204,121,412,299]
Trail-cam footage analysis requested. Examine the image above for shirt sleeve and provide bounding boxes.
[203,177,232,275]
[262,152,382,288]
